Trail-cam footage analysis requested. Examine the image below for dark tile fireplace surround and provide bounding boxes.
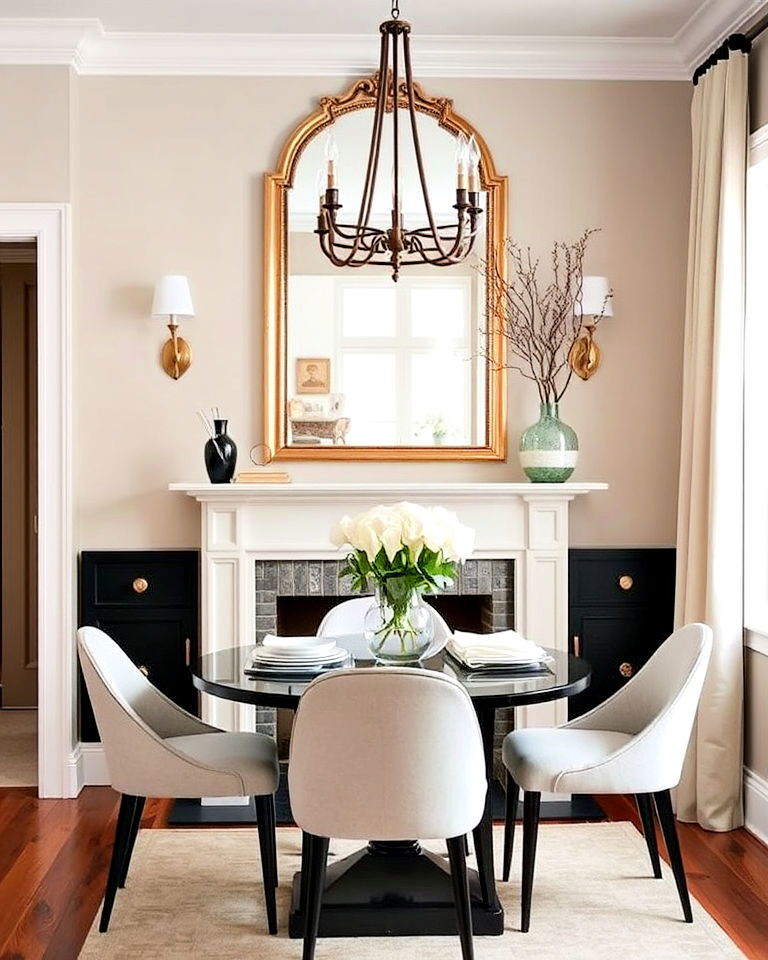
[254,558,515,765]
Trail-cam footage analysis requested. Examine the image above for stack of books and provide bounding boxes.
[244,635,351,678]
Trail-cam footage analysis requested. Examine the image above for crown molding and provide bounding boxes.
[0,18,692,79]
[0,18,100,65]
[675,0,768,73]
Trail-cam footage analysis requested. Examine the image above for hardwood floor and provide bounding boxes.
[0,787,765,958]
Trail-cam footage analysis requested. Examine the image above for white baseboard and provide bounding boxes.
[65,744,84,798]
[80,742,110,787]
[744,766,768,846]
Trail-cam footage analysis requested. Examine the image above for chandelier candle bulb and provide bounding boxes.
[324,135,338,188]
[468,135,480,193]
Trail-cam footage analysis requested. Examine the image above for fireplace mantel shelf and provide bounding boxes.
[170,481,608,502]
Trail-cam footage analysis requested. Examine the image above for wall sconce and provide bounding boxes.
[151,275,195,380]
[568,275,613,380]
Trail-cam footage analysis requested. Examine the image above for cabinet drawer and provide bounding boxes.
[83,552,196,608]
[569,549,675,607]
[79,610,197,741]
[569,609,669,717]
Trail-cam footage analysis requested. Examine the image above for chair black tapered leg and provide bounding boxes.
[118,795,145,889]
[254,794,278,935]
[302,834,330,960]
[520,791,541,933]
[300,830,313,916]
[654,789,693,922]
[99,793,139,933]
[635,793,662,879]
[261,794,278,887]
[447,836,475,960]
[503,771,520,882]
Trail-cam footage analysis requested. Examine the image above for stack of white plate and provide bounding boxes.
[245,635,351,677]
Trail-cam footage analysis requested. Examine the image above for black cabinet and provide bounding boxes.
[79,550,199,742]
[568,549,675,718]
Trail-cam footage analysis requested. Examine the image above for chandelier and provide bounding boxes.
[315,2,484,281]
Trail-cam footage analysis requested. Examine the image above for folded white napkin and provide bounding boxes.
[447,629,548,668]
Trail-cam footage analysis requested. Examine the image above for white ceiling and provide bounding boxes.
[0,0,733,38]
[0,0,762,78]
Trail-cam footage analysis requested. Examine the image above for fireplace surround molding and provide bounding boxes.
[170,481,607,738]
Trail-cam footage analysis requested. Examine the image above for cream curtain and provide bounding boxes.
[675,45,749,831]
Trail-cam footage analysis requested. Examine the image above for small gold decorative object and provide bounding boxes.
[619,662,634,678]
[618,574,634,591]
[234,444,292,483]
[132,577,149,594]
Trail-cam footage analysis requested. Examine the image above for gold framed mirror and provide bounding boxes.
[263,72,507,460]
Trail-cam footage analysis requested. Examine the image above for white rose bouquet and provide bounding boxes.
[331,502,475,660]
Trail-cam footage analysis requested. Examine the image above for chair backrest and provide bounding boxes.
[317,597,452,648]
[77,626,223,796]
[567,622,713,789]
[288,668,486,841]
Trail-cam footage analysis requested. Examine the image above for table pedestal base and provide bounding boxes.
[288,840,504,939]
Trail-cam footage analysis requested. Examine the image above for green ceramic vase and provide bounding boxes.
[519,402,578,482]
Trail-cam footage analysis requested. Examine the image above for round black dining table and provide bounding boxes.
[193,635,591,939]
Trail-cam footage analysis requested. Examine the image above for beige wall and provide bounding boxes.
[73,75,691,550]
[0,67,72,200]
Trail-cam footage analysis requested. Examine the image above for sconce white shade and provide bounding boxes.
[151,275,195,319]
[576,276,613,318]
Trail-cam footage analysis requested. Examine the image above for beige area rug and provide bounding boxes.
[0,708,37,786]
[80,823,744,959]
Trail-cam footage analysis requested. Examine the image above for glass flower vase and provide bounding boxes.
[363,584,434,663]
[519,402,578,482]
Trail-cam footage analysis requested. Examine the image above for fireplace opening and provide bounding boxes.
[256,558,515,759]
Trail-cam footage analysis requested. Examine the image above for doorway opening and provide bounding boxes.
[0,241,38,788]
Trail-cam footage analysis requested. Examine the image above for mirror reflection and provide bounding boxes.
[286,108,488,448]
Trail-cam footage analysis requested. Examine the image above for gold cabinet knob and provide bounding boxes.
[618,575,634,591]
[132,577,149,594]
[138,664,150,678]
[619,662,634,678]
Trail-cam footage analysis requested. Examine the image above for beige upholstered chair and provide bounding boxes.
[289,668,487,960]
[77,626,280,935]
[502,622,713,932]
[317,596,451,649]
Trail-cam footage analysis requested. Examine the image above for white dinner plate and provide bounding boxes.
[250,645,349,666]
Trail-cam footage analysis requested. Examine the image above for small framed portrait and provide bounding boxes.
[296,357,330,394]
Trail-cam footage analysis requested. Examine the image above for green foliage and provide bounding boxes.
[339,545,459,598]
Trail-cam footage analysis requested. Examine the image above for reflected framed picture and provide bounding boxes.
[296,357,330,394]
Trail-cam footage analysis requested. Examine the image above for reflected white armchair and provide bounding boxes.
[77,627,280,934]
[289,668,487,960]
[501,622,712,931]
[317,596,451,647]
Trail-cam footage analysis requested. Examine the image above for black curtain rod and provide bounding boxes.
[692,33,751,85]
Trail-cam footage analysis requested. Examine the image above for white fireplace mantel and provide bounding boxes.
[170,480,607,735]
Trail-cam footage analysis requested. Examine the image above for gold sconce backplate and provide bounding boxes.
[568,328,601,381]
[161,333,192,380]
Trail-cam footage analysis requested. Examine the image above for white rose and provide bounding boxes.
[349,514,381,563]
[392,502,428,560]
[330,515,354,549]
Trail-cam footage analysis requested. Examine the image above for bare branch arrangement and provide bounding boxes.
[484,229,608,403]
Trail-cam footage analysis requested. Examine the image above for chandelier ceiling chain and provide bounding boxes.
[314,4,483,281]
